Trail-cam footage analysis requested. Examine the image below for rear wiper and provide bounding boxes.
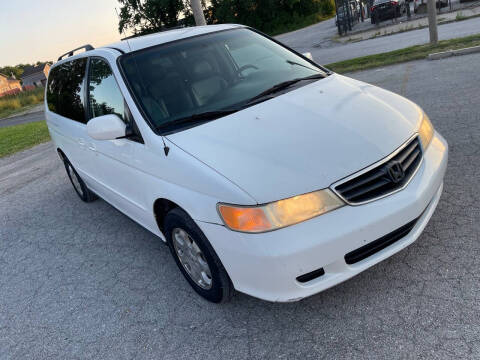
[243,73,325,106]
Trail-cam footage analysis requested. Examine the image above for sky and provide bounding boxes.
[0,0,131,67]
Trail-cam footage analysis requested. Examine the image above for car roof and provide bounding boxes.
[105,24,244,53]
[52,24,245,68]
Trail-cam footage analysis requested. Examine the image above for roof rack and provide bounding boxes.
[57,44,94,61]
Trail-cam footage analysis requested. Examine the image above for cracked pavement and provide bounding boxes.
[1,53,479,359]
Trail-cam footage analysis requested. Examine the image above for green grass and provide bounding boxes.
[456,12,467,21]
[0,121,50,158]
[0,104,39,120]
[326,33,480,73]
[0,87,44,119]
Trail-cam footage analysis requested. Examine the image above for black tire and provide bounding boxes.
[164,208,234,303]
[62,155,97,203]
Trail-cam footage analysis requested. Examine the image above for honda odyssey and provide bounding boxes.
[45,24,448,303]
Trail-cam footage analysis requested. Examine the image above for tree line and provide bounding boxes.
[118,0,335,36]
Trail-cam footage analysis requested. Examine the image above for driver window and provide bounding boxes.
[88,58,129,123]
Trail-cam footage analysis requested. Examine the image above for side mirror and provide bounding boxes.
[87,114,126,140]
[303,52,314,61]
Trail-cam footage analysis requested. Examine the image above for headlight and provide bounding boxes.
[218,189,344,233]
[419,111,434,150]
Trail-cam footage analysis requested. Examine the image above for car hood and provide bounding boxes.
[166,74,422,204]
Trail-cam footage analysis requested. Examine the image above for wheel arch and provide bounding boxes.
[153,198,184,236]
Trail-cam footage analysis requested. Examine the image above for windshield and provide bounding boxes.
[119,28,326,133]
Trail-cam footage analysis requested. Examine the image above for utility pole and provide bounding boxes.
[427,0,438,43]
[191,0,206,26]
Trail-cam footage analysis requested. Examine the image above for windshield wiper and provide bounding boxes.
[286,60,319,72]
[243,73,325,106]
[157,73,325,133]
[158,108,240,131]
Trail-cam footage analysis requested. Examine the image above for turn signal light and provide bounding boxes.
[419,111,434,150]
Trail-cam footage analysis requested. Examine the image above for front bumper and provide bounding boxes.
[197,132,448,302]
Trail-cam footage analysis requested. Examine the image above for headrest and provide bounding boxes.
[192,59,213,77]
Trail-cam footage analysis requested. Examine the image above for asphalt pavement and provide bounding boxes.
[277,15,480,64]
[0,105,44,128]
[1,53,479,359]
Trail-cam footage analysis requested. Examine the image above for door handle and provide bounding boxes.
[88,144,96,151]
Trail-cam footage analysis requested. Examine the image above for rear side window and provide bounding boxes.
[47,58,87,123]
[87,58,129,123]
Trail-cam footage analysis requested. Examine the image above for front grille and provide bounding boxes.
[344,217,418,265]
[334,137,422,204]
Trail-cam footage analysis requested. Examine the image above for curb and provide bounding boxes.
[340,9,480,43]
[428,45,480,60]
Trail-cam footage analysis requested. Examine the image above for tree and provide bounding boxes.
[0,66,24,79]
[209,0,334,34]
[116,0,334,36]
[118,0,186,35]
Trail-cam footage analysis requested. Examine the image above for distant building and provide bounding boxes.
[0,73,22,97]
[21,63,51,89]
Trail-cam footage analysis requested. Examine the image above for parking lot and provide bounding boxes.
[1,53,479,359]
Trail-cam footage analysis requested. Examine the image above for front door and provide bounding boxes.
[83,57,150,224]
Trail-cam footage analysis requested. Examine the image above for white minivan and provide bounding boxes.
[45,24,447,303]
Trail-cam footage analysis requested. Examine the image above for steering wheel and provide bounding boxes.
[236,64,259,75]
